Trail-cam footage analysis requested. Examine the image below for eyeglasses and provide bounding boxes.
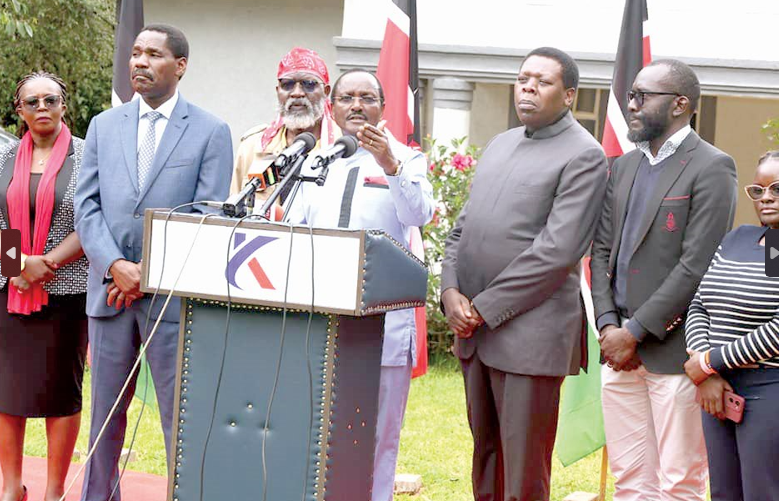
[745,182,779,201]
[20,95,62,111]
[334,95,380,105]
[627,90,681,107]
[278,78,321,93]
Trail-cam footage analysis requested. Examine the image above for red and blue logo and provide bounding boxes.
[225,232,278,290]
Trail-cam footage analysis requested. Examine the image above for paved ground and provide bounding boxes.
[1,456,167,501]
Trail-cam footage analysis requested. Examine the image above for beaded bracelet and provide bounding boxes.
[699,349,717,375]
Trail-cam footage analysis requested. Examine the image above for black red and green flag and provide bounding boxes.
[557,0,653,468]
[112,0,144,106]
[601,0,652,158]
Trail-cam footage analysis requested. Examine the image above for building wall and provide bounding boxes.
[714,96,779,228]
[146,0,344,150]
[342,0,777,62]
[469,83,510,147]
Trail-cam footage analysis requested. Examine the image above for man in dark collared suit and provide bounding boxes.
[441,47,608,501]
[75,24,232,501]
[590,60,738,501]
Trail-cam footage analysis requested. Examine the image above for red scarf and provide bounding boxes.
[6,124,72,314]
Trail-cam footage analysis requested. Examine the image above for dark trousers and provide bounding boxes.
[461,351,564,501]
[702,368,779,501]
[81,306,180,501]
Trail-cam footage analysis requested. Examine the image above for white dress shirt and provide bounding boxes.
[286,136,434,366]
[137,90,179,152]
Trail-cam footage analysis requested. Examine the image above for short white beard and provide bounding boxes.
[278,96,325,131]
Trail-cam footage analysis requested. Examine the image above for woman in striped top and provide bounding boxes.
[684,150,779,501]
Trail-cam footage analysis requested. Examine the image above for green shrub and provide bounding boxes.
[423,136,480,355]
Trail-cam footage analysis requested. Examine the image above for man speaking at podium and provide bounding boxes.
[285,69,433,501]
[230,47,338,219]
[74,25,233,501]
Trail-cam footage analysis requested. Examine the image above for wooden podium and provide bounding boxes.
[141,210,427,501]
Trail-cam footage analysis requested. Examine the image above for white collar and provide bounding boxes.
[138,89,179,120]
[636,125,692,165]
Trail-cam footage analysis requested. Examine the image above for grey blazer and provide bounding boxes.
[441,112,609,377]
[0,138,89,295]
[590,131,738,374]
[74,95,233,321]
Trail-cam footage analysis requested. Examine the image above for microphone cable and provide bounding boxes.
[260,221,296,501]
[108,201,212,500]
[58,202,218,501]
[198,210,275,501]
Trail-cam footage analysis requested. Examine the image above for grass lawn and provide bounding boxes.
[23,357,615,500]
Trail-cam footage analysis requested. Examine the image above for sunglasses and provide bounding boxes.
[745,182,779,201]
[334,95,380,106]
[278,78,321,93]
[20,94,62,111]
[627,90,681,107]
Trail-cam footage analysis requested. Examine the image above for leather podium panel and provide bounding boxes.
[171,299,384,501]
[321,315,384,499]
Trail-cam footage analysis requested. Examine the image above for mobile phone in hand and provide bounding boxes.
[723,390,745,423]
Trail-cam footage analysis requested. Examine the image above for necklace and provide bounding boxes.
[34,149,53,167]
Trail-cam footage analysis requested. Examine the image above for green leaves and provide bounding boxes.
[423,136,481,355]
[1,0,34,38]
[0,0,114,138]
[764,118,779,146]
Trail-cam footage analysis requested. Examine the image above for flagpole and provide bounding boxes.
[599,446,609,501]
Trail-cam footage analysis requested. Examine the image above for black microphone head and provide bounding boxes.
[336,135,360,159]
[296,132,317,153]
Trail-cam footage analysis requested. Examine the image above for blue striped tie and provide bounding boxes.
[137,111,163,191]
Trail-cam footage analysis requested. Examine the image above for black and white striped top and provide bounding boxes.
[686,225,779,371]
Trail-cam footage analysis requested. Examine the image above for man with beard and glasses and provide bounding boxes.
[590,59,738,501]
[230,47,338,219]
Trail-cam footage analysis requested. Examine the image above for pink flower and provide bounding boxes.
[451,153,475,171]
[429,162,436,172]
[431,210,440,227]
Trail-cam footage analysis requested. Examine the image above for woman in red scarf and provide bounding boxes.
[0,72,88,501]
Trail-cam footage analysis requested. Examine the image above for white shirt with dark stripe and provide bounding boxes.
[686,225,779,371]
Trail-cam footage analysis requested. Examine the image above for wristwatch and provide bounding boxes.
[20,253,28,272]
[388,159,403,177]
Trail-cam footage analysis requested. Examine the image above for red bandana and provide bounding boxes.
[277,47,330,83]
[261,47,336,150]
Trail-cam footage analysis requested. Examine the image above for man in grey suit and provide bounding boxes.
[74,24,233,501]
[441,47,608,501]
[590,60,737,501]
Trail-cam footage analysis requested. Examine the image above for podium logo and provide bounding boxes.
[225,232,278,290]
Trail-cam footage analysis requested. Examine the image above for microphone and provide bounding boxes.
[221,133,317,217]
[313,136,359,186]
[221,177,264,217]
[312,135,359,168]
[246,163,281,191]
[274,132,316,171]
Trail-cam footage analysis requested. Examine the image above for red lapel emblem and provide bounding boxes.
[665,212,679,232]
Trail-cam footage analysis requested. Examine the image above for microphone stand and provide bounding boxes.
[280,155,338,220]
[257,152,317,220]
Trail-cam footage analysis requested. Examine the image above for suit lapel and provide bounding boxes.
[0,146,19,227]
[610,153,642,268]
[54,141,75,208]
[121,100,140,195]
[630,132,699,256]
[137,97,189,204]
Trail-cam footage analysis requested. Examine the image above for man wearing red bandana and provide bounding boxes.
[230,47,339,216]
